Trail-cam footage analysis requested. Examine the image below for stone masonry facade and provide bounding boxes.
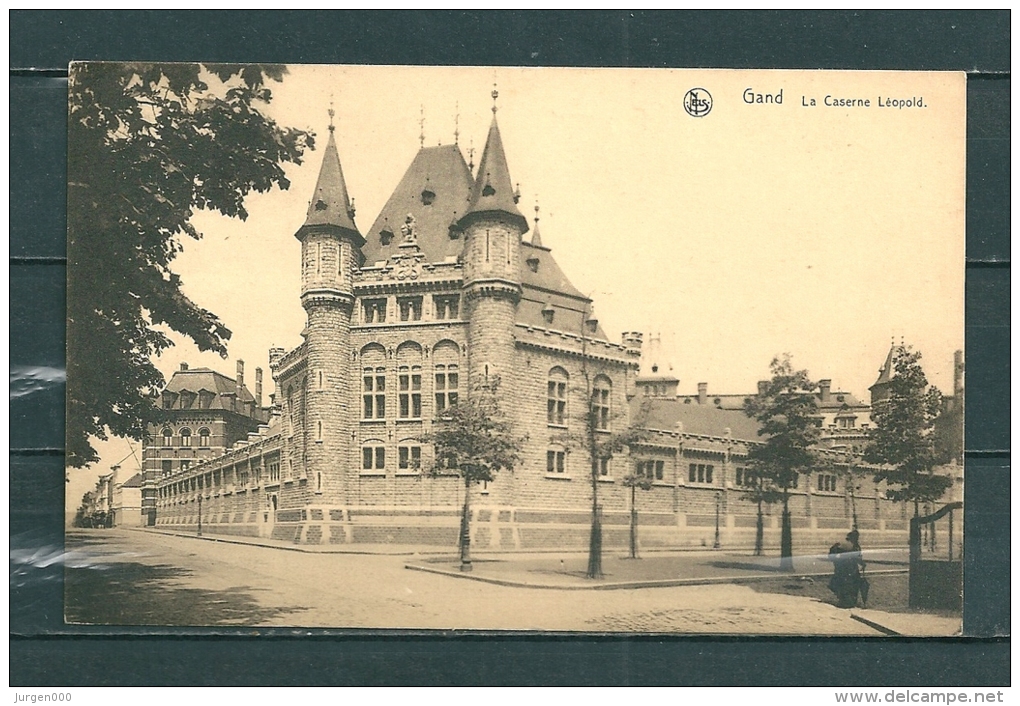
[151,109,919,551]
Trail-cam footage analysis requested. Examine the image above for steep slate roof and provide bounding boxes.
[364,145,474,265]
[163,368,256,410]
[637,397,763,441]
[520,241,585,298]
[870,344,901,389]
[459,115,528,233]
[299,129,363,243]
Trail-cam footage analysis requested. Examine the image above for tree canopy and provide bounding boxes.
[743,354,820,568]
[421,378,525,485]
[67,63,313,467]
[743,355,821,490]
[865,346,953,509]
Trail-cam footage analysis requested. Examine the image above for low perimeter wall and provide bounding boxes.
[156,504,912,553]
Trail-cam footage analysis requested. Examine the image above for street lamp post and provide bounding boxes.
[197,491,203,537]
[713,490,722,550]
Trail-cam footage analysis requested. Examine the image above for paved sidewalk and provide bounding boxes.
[136,526,458,556]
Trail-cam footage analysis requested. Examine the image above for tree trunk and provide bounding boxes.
[459,478,472,572]
[754,498,764,556]
[629,483,638,559]
[587,464,603,578]
[779,491,793,572]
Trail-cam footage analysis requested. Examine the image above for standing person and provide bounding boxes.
[846,529,869,607]
[828,530,866,608]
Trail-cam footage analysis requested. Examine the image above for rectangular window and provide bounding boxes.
[593,386,611,431]
[399,367,422,418]
[398,445,422,470]
[363,299,387,324]
[161,460,173,478]
[599,458,610,476]
[433,295,460,320]
[817,474,837,492]
[363,368,386,419]
[179,460,190,474]
[398,297,423,322]
[547,380,567,426]
[435,364,459,413]
[363,446,386,471]
[655,460,664,481]
[546,450,566,474]
[689,463,714,484]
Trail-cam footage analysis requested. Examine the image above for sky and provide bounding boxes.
[69,66,966,510]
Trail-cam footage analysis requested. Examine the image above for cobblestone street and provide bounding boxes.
[62,529,897,634]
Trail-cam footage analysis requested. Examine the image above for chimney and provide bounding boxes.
[757,380,768,397]
[819,379,832,403]
[255,367,263,409]
[180,362,189,371]
[236,360,245,400]
[698,382,708,405]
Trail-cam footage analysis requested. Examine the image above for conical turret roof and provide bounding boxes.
[459,115,528,233]
[298,129,363,244]
[870,343,901,389]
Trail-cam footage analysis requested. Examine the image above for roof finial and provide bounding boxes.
[327,98,335,133]
[454,101,460,145]
[468,138,475,171]
[419,105,425,149]
[534,201,540,224]
[491,79,499,114]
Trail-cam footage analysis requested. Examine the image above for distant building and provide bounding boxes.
[111,472,145,527]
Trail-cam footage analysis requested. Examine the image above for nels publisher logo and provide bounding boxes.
[684,88,713,117]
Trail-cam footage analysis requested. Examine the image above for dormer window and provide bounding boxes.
[542,302,555,325]
[380,229,394,246]
[526,256,540,273]
[314,199,328,211]
[421,188,436,206]
[482,182,496,197]
[586,318,598,334]
[448,217,461,240]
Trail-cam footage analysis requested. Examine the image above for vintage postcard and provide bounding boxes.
[65,65,964,634]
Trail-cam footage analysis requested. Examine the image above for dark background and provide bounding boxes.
[10,10,1009,685]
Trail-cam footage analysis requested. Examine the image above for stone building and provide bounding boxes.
[149,105,915,550]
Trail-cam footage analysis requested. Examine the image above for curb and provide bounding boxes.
[134,528,455,557]
[849,612,901,636]
[403,562,909,591]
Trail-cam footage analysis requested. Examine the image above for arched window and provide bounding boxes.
[593,375,612,431]
[361,441,386,473]
[179,428,192,447]
[198,428,211,447]
[547,367,568,427]
[161,428,173,447]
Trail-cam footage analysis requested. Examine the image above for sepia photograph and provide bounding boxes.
[64,64,965,635]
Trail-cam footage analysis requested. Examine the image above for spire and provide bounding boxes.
[300,127,363,244]
[871,338,902,388]
[530,202,543,247]
[459,114,528,233]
